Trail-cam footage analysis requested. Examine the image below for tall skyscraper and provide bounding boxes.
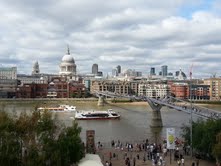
[116,65,121,74]
[161,65,168,76]
[92,64,98,75]
[150,67,155,75]
[112,68,118,77]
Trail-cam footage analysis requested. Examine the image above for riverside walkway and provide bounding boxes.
[96,141,215,166]
[98,149,215,166]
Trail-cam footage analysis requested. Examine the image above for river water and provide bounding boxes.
[1,100,220,144]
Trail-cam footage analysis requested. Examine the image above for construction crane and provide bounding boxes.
[189,64,193,80]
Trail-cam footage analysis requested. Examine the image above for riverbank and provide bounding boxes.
[0,97,220,107]
[0,98,146,104]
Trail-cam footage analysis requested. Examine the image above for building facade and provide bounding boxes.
[91,80,141,96]
[92,64,98,75]
[150,67,156,76]
[0,79,17,98]
[204,78,221,101]
[17,74,48,84]
[138,82,169,98]
[161,65,168,77]
[0,67,17,79]
[190,84,210,100]
[90,80,131,95]
[16,83,48,98]
[116,65,121,74]
[170,82,189,99]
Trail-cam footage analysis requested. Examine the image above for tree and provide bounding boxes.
[0,111,20,166]
[181,119,221,160]
[212,132,221,165]
[0,110,85,166]
[57,121,85,165]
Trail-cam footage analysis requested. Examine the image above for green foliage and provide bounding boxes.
[212,132,221,163]
[0,110,85,166]
[57,121,85,165]
[181,119,221,159]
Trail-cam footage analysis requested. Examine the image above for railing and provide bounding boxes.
[95,91,221,120]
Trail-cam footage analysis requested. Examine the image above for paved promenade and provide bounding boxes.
[96,142,215,166]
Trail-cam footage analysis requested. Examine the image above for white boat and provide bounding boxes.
[37,105,76,112]
[75,109,120,120]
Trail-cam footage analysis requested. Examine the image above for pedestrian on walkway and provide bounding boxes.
[181,157,185,166]
[143,155,146,163]
[196,159,199,166]
[133,157,136,166]
[124,152,127,159]
[109,151,112,160]
[136,153,139,160]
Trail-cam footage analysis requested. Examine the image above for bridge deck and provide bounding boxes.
[95,91,221,120]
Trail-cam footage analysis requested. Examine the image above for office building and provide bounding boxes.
[150,67,155,75]
[116,65,121,74]
[161,65,168,76]
[97,71,103,77]
[112,68,118,77]
[92,64,98,75]
[0,67,17,79]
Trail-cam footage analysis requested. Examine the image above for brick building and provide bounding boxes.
[190,84,210,100]
[17,83,48,98]
[170,82,189,99]
[16,77,86,98]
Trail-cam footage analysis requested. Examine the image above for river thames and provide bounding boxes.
[1,100,221,144]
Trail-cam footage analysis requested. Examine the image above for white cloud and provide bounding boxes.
[0,0,221,78]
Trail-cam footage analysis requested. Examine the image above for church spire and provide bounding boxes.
[67,44,70,55]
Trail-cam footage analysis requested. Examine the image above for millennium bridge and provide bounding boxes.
[95,91,221,127]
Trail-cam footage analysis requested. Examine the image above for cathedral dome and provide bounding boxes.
[62,54,75,63]
[176,69,187,80]
[59,46,77,78]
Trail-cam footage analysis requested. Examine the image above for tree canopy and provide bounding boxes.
[181,119,221,160]
[0,110,85,166]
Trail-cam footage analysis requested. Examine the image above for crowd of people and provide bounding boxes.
[97,138,192,166]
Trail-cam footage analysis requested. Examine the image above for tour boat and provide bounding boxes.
[37,105,76,112]
[75,109,120,120]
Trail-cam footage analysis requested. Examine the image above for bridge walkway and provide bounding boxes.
[95,91,221,120]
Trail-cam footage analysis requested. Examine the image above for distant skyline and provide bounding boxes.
[0,0,221,78]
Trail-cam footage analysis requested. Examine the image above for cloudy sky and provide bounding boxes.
[1,0,221,78]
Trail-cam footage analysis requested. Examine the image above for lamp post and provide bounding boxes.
[190,81,193,158]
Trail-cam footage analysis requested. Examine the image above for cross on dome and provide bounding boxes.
[67,44,70,55]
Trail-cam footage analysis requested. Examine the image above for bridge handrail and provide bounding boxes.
[95,91,221,120]
[149,97,221,120]
[168,96,220,114]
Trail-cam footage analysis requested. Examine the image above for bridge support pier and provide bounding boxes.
[151,110,163,128]
[97,96,104,106]
[146,98,163,128]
